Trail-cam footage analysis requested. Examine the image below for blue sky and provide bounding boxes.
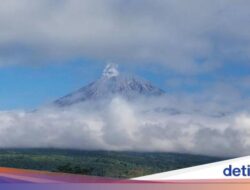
[0,59,100,110]
[0,58,249,110]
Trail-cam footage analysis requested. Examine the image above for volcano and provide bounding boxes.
[54,64,165,106]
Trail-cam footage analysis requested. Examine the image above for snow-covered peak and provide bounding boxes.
[102,63,119,78]
[54,64,165,106]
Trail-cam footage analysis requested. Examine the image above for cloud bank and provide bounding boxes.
[0,96,249,157]
[0,0,250,73]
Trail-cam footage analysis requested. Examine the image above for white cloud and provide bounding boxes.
[0,96,249,157]
[0,0,250,73]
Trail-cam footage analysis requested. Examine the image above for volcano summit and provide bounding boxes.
[54,64,165,106]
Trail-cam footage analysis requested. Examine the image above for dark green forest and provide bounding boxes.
[0,149,225,178]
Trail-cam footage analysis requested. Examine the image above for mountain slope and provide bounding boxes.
[0,149,224,178]
[54,64,165,106]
